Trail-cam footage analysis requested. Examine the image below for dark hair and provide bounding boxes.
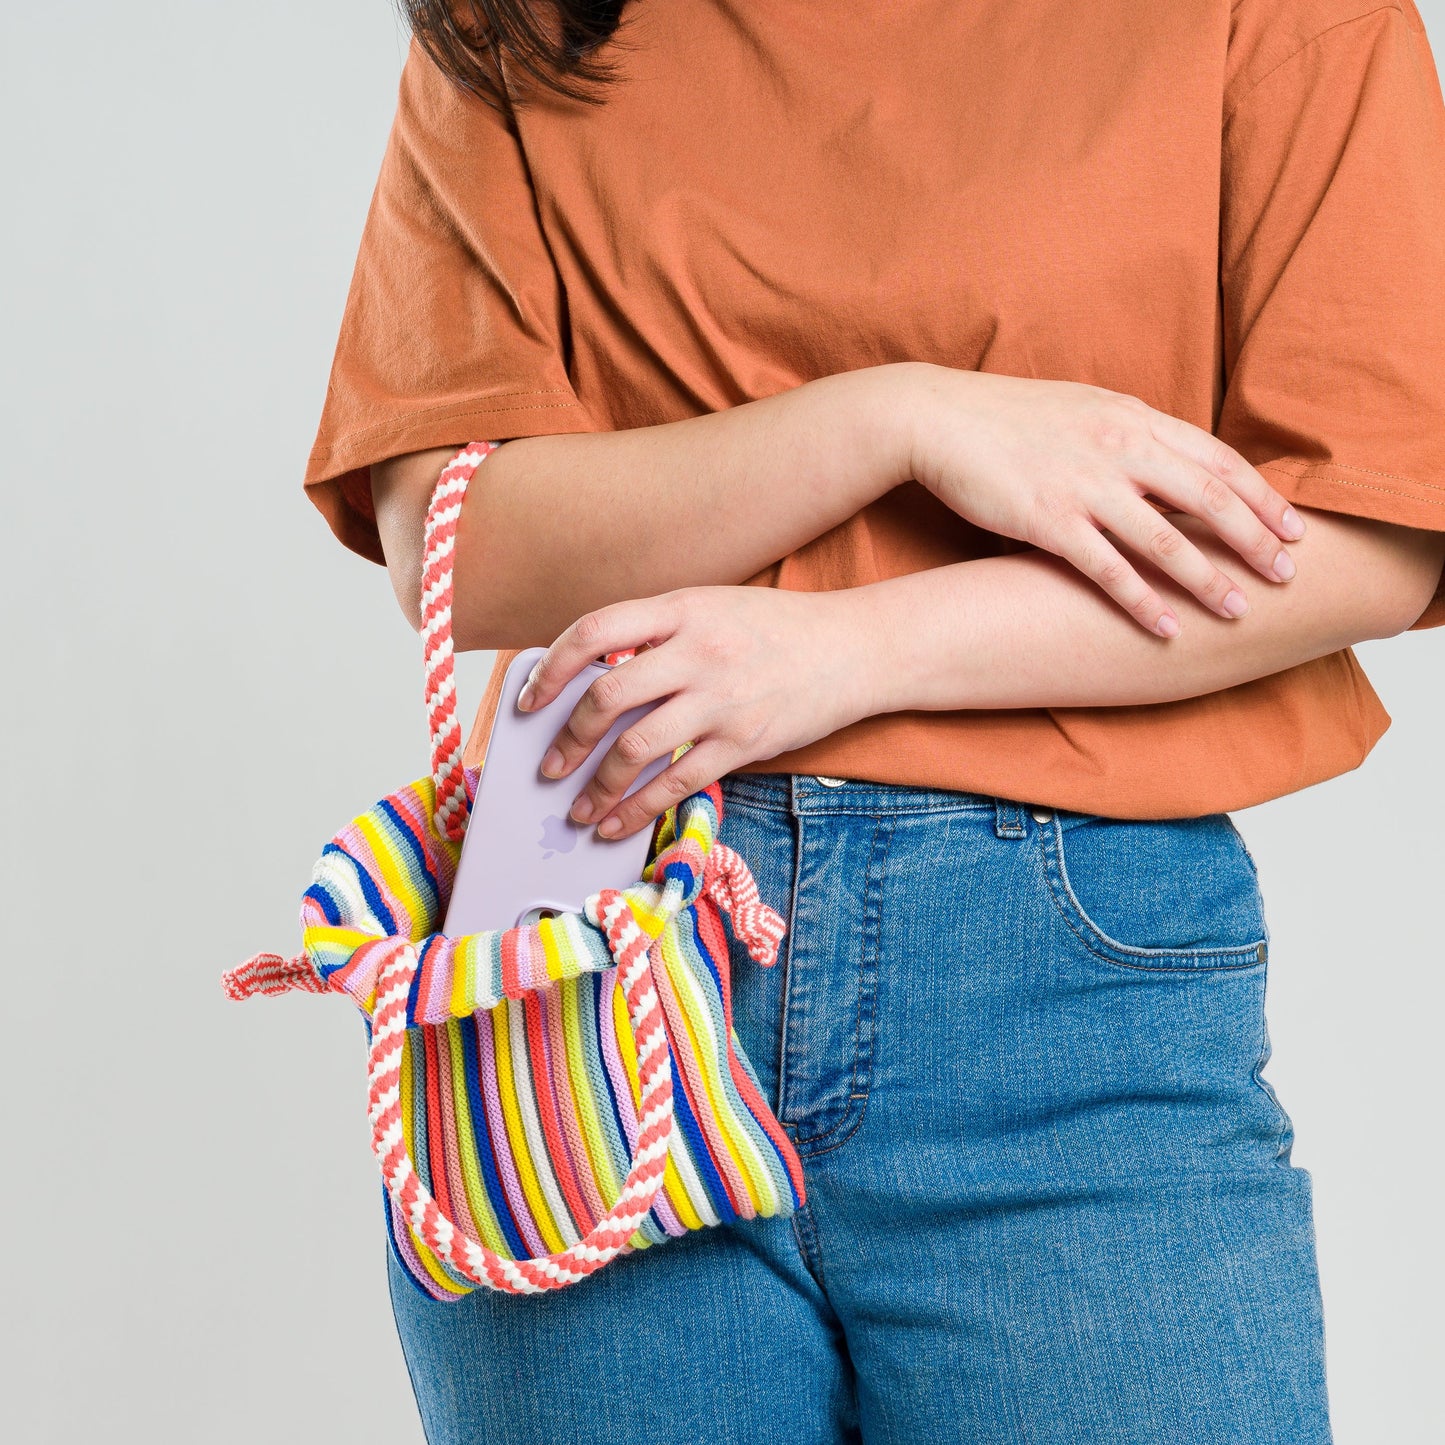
[398,1,632,108]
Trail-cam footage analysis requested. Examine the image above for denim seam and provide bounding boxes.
[789,1198,826,1286]
[774,807,807,1127]
[796,1092,873,1161]
[1250,947,1294,1164]
[791,816,889,1151]
[1038,816,1269,972]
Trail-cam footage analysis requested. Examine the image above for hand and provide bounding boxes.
[904,365,1307,637]
[514,585,872,842]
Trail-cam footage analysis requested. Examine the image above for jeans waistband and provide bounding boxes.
[717,770,1040,836]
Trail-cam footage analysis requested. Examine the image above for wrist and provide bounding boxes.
[824,578,917,720]
[888,360,973,498]
[802,362,927,506]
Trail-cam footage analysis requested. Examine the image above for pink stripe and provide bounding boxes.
[474,1010,548,1258]
[418,937,454,1024]
[542,982,606,1228]
[435,1023,475,1242]
[650,944,750,1210]
[596,967,684,1236]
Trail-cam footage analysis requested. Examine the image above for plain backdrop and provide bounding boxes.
[4,3,1443,1441]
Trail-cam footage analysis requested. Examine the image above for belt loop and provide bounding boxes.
[994,797,1027,839]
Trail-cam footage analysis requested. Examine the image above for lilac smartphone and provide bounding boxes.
[441,645,674,935]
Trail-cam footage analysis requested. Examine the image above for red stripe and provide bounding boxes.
[521,991,592,1237]
[500,927,522,998]
[421,1023,455,1225]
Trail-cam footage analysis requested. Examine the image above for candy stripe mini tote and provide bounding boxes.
[222,441,807,1298]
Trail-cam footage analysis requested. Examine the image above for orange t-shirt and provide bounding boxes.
[304,0,1445,819]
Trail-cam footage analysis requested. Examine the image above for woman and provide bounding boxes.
[303,2,1445,1440]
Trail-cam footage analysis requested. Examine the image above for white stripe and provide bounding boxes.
[505,1001,582,1248]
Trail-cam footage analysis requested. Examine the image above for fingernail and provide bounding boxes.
[597,816,621,837]
[1222,589,1248,617]
[518,682,536,711]
[541,746,564,778]
[1281,507,1305,539]
[1273,550,1296,581]
[1156,613,1180,638]
[570,794,593,822]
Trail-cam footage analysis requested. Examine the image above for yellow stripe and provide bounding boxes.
[449,936,481,1019]
[659,926,776,1212]
[610,983,661,1248]
[356,811,430,935]
[611,975,701,1232]
[302,924,372,953]
[539,915,566,983]
[443,1019,510,1258]
[491,1003,567,1255]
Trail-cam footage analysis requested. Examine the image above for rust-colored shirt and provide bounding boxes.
[304,0,1445,818]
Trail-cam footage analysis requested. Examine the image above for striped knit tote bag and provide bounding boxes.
[222,441,807,1298]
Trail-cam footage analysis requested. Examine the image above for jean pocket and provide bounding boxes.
[1038,809,1269,971]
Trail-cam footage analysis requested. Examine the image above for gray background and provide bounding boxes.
[4,3,1442,1440]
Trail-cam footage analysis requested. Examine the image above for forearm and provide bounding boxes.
[850,509,1443,714]
[371,363,919,650]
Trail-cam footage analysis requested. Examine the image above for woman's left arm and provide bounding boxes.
[845,508,1445,716]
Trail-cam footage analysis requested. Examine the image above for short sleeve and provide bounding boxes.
[1217,1,1445,629]
[302,38,598,565]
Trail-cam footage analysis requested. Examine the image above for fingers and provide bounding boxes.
[584,733,729,843]
[518,596,679,713]
[535,644,678,787]
[529,647,700,838]
[1089,489,1277,624]
[1124,433,1299,592]
[1042,514,1185,637]
[1144,407,1307,543]
[1053,392,1305,631]
[561,689,709,840]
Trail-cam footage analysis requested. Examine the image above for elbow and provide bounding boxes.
[1358,526,1445,640]
[391,560,426,638]
[370,445,501,648]
[1264,508,1445,643]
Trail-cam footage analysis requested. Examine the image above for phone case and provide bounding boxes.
[441,646,674,935]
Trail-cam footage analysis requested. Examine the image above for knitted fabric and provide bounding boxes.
[222,441,806,1297]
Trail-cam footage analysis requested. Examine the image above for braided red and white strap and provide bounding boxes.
[422,442,501,840]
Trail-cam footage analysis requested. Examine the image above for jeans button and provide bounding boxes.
[1030,805,1053,822]
[814,774,848,787]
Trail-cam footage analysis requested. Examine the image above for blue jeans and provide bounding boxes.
[388,772,1332,1443]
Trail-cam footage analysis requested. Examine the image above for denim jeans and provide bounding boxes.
[387,772,1332,1444]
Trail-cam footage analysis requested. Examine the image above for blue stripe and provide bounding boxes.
[378,796,442,919]
[686,902,803,1211]
[324,841,398,937]
[594,971,634,1167]
[666,1038,738,1226]
[462,1014,530,1260]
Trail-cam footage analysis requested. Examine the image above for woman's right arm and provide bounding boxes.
[371,362,919,653]
[374,359,1307,651]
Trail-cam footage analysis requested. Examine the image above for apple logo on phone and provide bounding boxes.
[539,814,581,859]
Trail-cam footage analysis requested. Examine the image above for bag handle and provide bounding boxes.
[368,890,676,1293]
[422,441,641,842]
[423,442,501,842]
